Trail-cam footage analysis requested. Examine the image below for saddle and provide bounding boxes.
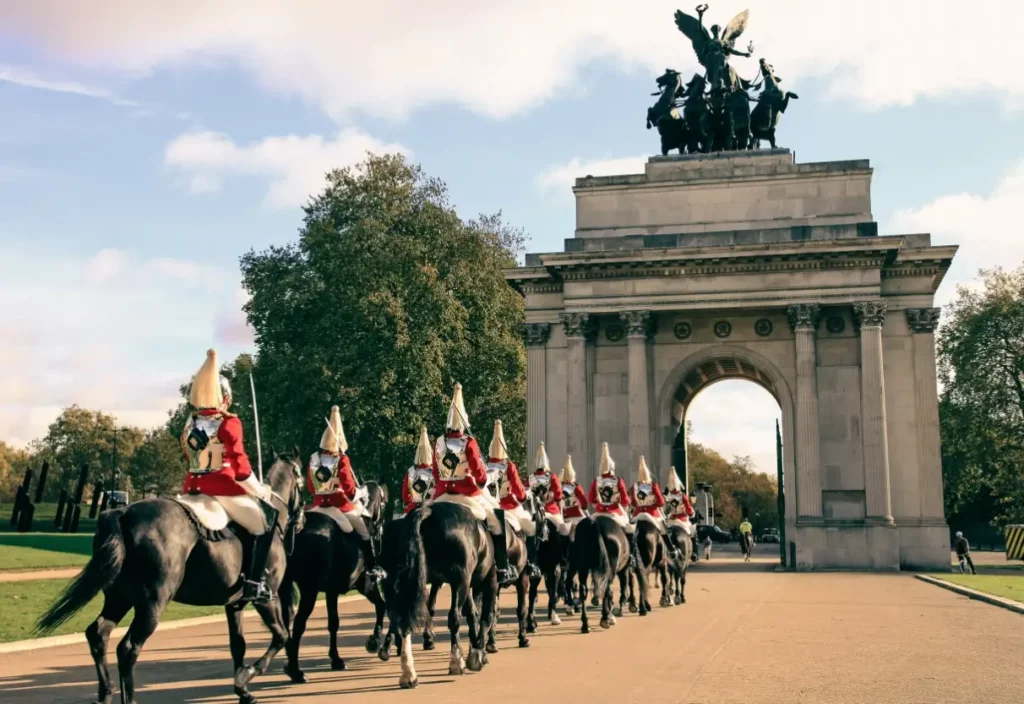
[307,506,355,533]
[176,493,268,537]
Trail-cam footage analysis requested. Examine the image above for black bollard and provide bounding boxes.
[54,489,68,528]
[10,485,24,527]
[34,461,49,504]
[89,482,103,519]
[18,502,35,533]
[63,464,89,533]
[99,491,109,514]
[70,505,82,534]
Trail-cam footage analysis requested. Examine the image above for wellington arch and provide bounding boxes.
[505,150,955,570]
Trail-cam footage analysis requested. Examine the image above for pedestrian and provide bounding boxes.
[954,531,977,574]
[703,533,713,560]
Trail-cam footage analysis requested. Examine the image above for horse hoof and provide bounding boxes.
[681,595,686,604]
[608,614,617,626]
[660,597,671,608]
[518,637,530,648]
[628,602,638,614]
[449,658,466,676]
[238,694,258,704]
[599,618,612,629]
[574,605,581,614]
[581,623,590,634]
[550,614,561,626]
[378,648,391,662]
[365,635,380,653]
[486,642,499,654]
[331,658,346,671]
[564,606,574,617]
[526,621,538,635]
[234,665,257,690]
[467,649,485,672]
[612,606,622,618]
[400,676,419,689]
[284,664,308,684]
[423,639,435,651]
[639,609,648,617]
[590,597,599,607]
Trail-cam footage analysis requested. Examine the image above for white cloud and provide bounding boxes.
[165,129,409,208]
[2,1,1022,122]
[535,155,648,196]
[889,158,1024,305]
[0,63,138,107]
[685,379,781,475]
[0,245,251,447]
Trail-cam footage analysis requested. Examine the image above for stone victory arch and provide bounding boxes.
[505,150,955,570]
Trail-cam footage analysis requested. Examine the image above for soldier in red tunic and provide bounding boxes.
[630,455,679,557]
[306,405,385,588]
[529,443,569,537]
[588,442,636,562]
[483,420,539,576]
[664,467,695,533]
[431,384,516,584]
[401,427,435,515]
[181,349,277,603]
[560,454,589,540]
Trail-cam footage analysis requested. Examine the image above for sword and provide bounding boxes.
[249,373,263,483]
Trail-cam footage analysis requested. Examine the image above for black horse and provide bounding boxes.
[280,481,389,681]
[525,490,571,632]
[740,531,754,561]
[37,454,305,704]
[569,515,631,633]
[629,519,669,616]
[385,502,498,688]
[665,524,694,604]
[486,518,532,650]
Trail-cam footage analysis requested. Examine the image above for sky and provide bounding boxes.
[2,0,1023,474]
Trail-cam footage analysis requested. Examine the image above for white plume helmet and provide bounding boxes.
[320,405,348,453]
[598,442,615,475]
[636,455,652,484]
[189,349,226,410]
[533,442,550,471]
[561,455,576,484]
[488,420,508,460]
[414,426,433,467]
[667,466,684,491]
[445,383,470,432]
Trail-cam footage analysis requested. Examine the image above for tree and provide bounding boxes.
[235,154,526,499]
[0,441,32,502]
[938,266,1024,528]
[127,428,189,498]
[687,441,778,533]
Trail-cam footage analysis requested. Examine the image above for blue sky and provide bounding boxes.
[2,1,1023,474]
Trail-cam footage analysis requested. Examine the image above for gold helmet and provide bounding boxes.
[666,466,684,492]
[488,420,508,460]
[189,349,232,411]
[320,405,348,454]
[636,455,652,484]
[598,442,615,475]
[414,426,433,467]
[533,441,551,472]
[445,383,470,433]
[561,455,576,484]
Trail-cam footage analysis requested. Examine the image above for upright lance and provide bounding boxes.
[249,374,264,484]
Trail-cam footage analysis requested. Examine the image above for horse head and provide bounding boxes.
[759,58,780,85]
[266,450,306,551]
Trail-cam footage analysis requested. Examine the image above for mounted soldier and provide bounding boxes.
[306,405,385,589]
[560,454,589,539]
[664,467,696,537]
[181,348,277,604]
[484,420,539,576]
[431,383,516,584]
[401,427,435,515]
[529,442,569,537]
[588,443,632,531]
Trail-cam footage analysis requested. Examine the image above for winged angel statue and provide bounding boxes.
[674,4,753,93]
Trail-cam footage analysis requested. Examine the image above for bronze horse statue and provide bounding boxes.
[647,69,688,156]
[750,58,798,149]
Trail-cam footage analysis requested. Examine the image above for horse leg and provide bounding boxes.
[225,603,247,673]
[468,579,495,671]
[233,599,288,702]
[283,586,317,683]
[680,565,688,604]
[423,582,440,650]
[486,587,499,653]
[365,586,386,654]
[544,569,561,626]
[600,579,614,629]
[116,597,166,704]
[398,630,418,689]
[86,596,131,704]
[578,567,591,634]
[659,560,672,608]
[623,568,636,614]
[326,592,345,670]
[379,619,396,661]
[515,571,530,648]
[447,582,468,675]
[636,565,650,617]
[526,573,540,634]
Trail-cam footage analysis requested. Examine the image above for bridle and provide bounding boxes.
[266,457,305,554]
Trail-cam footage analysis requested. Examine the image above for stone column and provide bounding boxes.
[560,313,593,480]
[854,301,893,523]
[906,308,944,520]
[787,304,823,520]
[620,311,653,480]
[521,323,551,463]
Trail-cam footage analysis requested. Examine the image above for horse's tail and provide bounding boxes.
[36,510,125,635]
[390,510,428,634]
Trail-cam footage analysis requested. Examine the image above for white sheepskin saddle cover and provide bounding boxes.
[667,518,695,536]
[634,512,663,527]
[431,492,487,521]
[176,494,268,535]
[308,506,354,533]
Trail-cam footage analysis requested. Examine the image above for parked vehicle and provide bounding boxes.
[760,530,780,544]
[697,524,731,543]
[107,490,130,510]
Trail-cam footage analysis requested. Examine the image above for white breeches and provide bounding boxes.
[432,493,501,534]
[238,473,271,501]
[596,511,633,533]
[634,512,664,530]
[545,512,571,537]
[667,518,694,537]
[177,493,267,536]
[507,504,535,536]
[345,510,371,540]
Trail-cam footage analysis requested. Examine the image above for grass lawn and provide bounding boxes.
[0,578,224,643]
[0,532,95,571]
[0,502,98,535]
[930,574,1024,604]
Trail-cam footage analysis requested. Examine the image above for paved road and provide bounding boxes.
[2,559,1022,703]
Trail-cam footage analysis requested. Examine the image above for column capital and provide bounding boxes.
[786,303,822,332]
[559,312,595,340]
[905,307,941,334]
[852,300,887,332]
[520,322,552,347]
[619,310,654,339]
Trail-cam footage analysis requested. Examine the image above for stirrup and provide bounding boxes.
[243,579,275,605]
[498,566,518,586]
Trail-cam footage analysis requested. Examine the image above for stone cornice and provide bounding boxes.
[906,308,941,333]
[787,303,822,332]
[520,322,552,347]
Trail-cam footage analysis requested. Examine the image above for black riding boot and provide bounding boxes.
[492,509,518,586]
[243,500,279,604]
[526,535,541,578]
[360,536,387,594]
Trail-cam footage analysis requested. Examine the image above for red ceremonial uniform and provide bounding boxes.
[492,459,527,510]
[669,492,695,520]
[630,482,666,518]
[182,410,252,496]
[307,454,357,511]
[432,433,487,498]
[401,465,432,514]
[533,470,564,515]
[562,483,589,519]
[588,474,630,516]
